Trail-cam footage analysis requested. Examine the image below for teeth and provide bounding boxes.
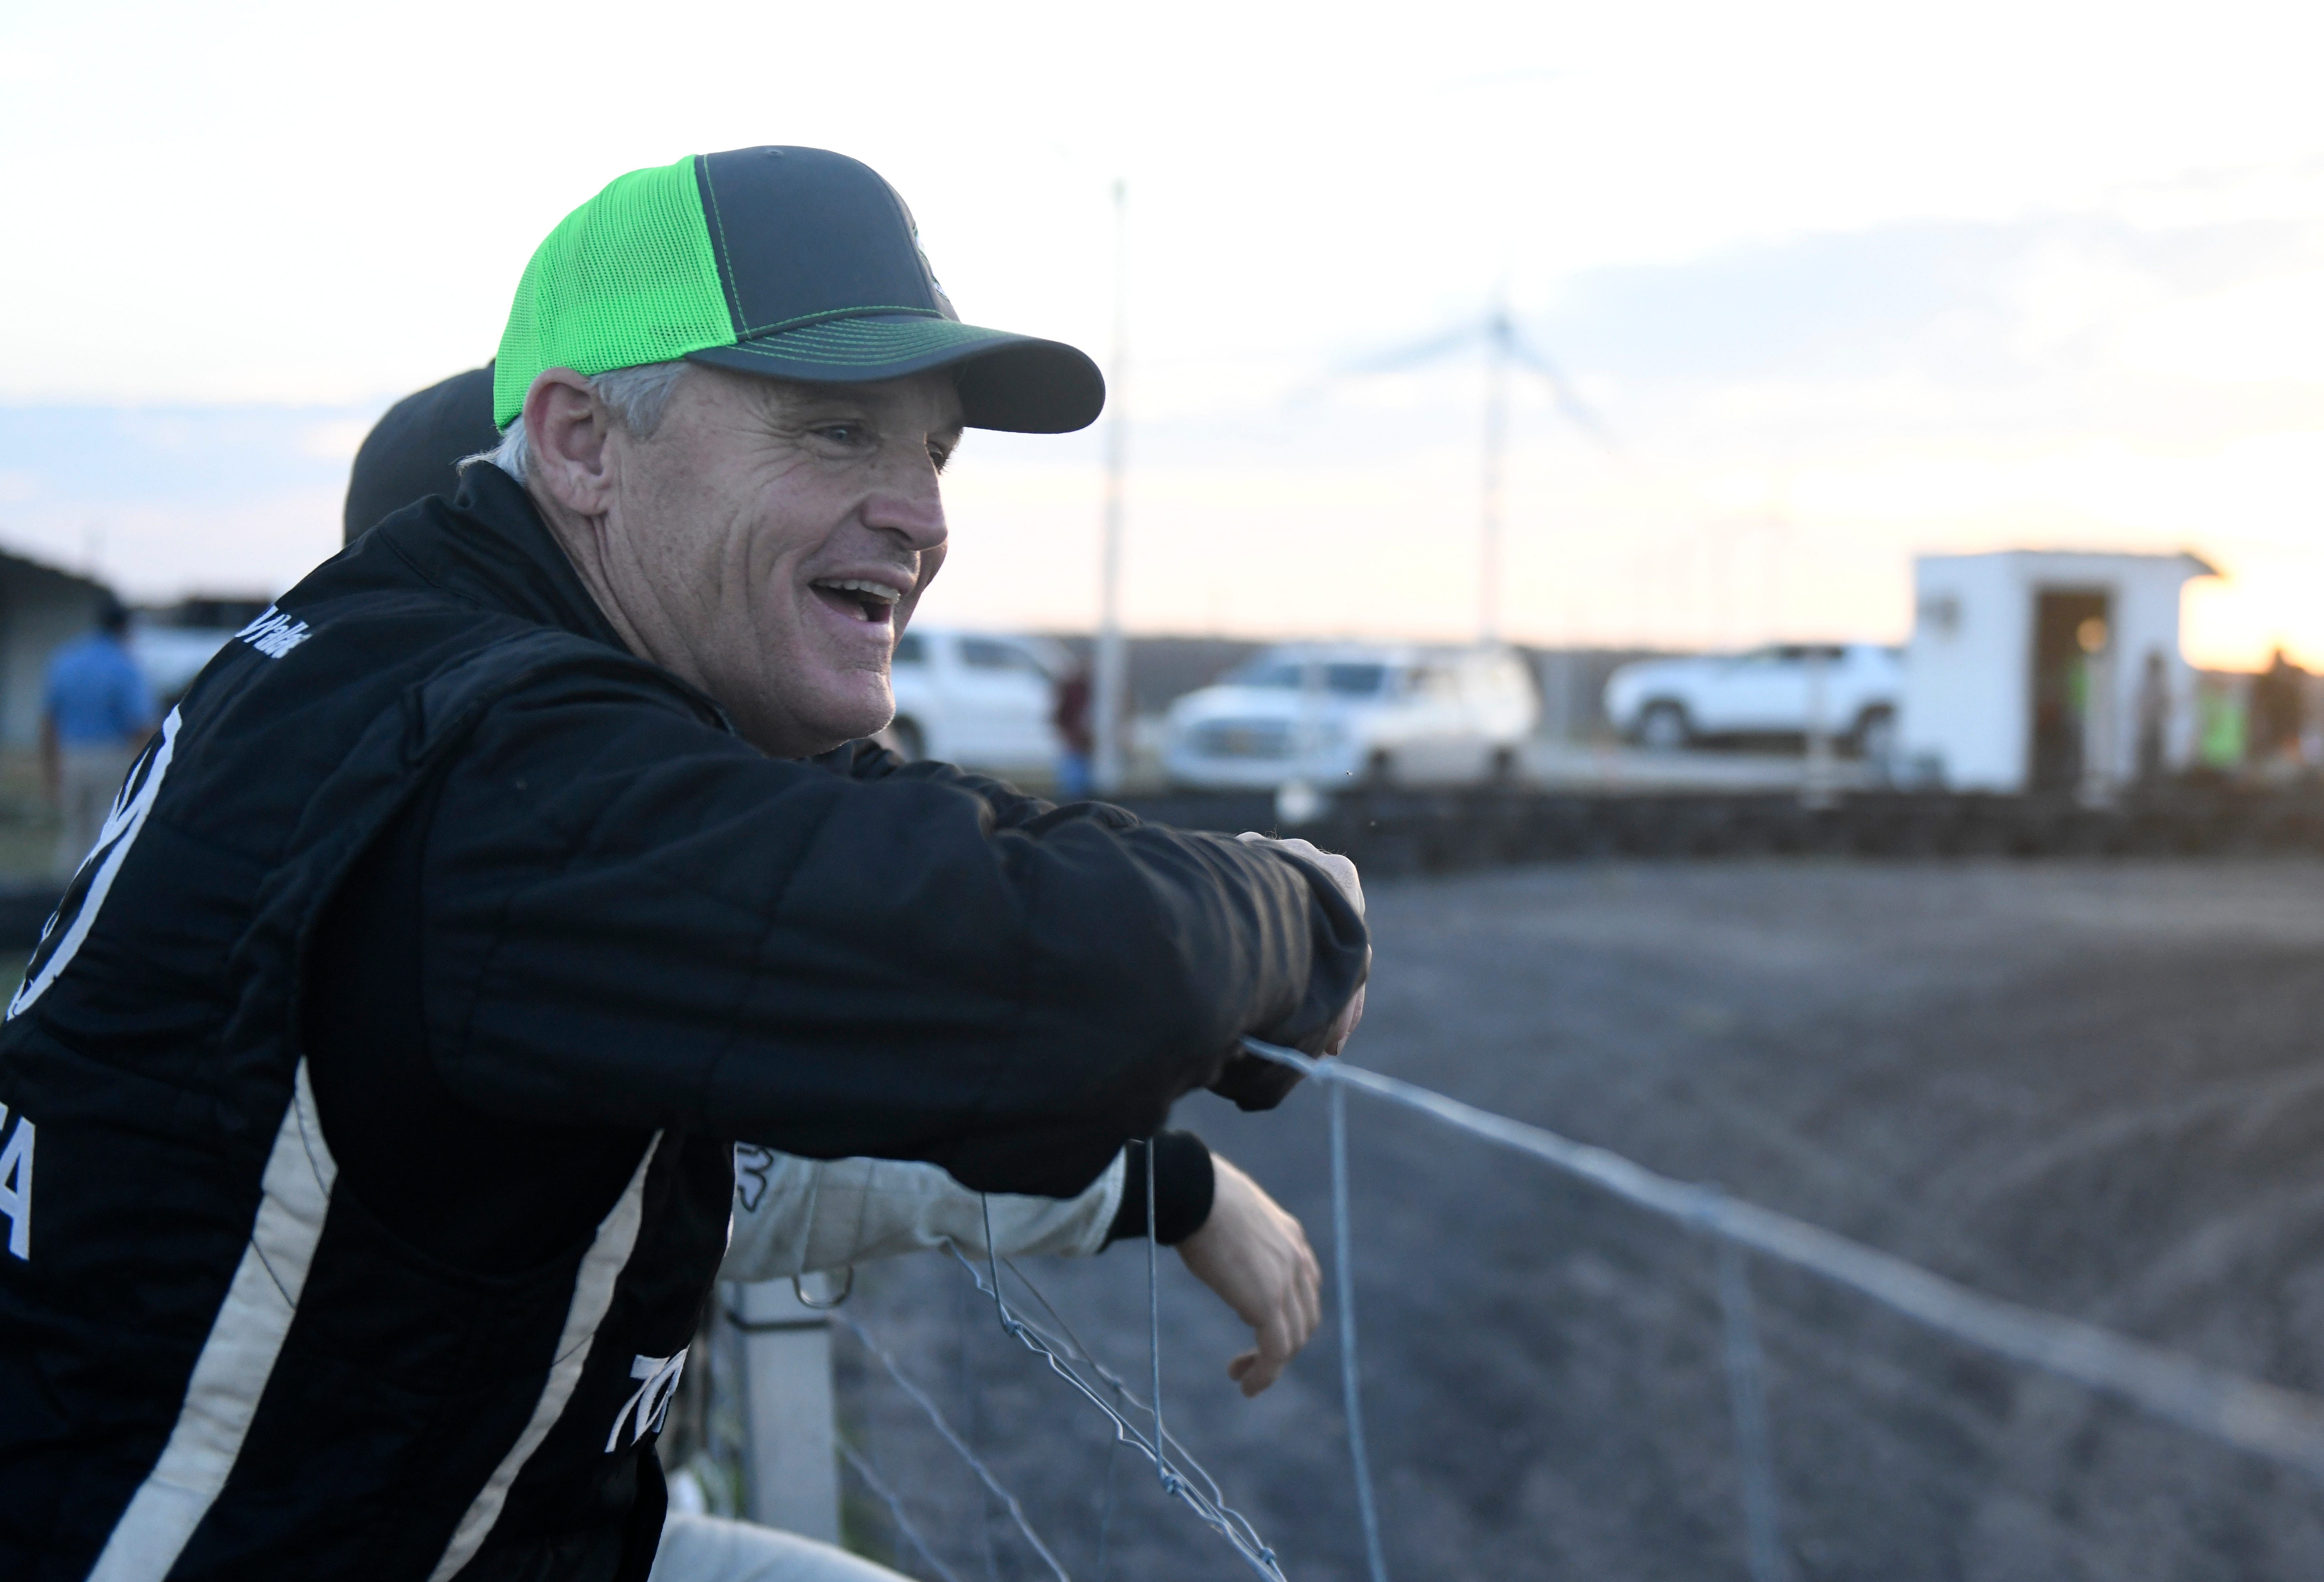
[817,577,903,605]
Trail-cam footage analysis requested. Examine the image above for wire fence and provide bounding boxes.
[833,1035,2324,1580]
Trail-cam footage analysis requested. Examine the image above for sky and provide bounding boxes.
[4,1,2323,667]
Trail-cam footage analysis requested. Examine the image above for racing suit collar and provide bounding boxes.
[347,462,631,656]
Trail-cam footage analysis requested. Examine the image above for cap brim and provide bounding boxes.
[684,313,1104,434]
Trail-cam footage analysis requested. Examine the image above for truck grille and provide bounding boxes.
[1189,720,1295,760]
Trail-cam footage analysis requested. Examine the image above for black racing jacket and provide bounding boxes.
[0,465,1368,1582]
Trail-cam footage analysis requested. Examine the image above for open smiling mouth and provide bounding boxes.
[810,577,905,624]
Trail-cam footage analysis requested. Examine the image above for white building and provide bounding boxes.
[1900,549,2216,794]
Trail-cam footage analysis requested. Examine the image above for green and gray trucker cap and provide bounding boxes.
[493,147,1104,435]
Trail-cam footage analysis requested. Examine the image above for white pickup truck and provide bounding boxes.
[882,627,1066,776]
[1604,643,1903,756]
[1163,642,1539,789]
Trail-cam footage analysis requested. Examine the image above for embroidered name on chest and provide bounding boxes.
[236,606,311,658]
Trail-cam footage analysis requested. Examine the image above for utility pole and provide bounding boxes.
[1479,297,1511,646]
[1092,179,1130,793]
[1335,292,1608,649]
[1802,645,1837,811]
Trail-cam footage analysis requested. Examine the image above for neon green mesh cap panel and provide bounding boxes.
[489,146,1106,435]
[492,158,733,429]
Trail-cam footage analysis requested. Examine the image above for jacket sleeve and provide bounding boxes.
[718,1145,1126,1280]
[418,674,1369,1197]
[813,737,1064,831]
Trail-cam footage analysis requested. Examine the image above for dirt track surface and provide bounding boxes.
[833,860,2324,1581]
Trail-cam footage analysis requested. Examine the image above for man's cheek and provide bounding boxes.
[914,543,947,598]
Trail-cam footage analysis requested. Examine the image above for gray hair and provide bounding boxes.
[464,360,691,485]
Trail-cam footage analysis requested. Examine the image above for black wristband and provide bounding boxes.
[1104,1131,1216,1247]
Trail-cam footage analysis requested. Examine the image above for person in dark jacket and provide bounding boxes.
[1052,660,1096,798]
[342,364,500,546]
[342,367,1270,1308]
[0,146,1368,1582]
[341,364,1335,1582]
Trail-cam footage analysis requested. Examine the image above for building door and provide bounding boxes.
[2029,588,2109,792]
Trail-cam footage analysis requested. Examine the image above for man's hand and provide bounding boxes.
[1176,1153,1321,1397]
[1239,832,1365,918]
[1237,833,1367,1056]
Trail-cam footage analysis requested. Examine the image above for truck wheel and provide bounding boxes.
[1637,702,1691,752]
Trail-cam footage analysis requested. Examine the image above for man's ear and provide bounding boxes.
[524,368,617,517]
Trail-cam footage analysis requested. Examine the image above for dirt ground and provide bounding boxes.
[831,859,2324,1581]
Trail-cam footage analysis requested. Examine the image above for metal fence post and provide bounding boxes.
[729,1276,841,1542]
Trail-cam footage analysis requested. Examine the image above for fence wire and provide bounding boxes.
[844,1032,2324,1582]
[835,1222,1288,1579]
[1714,1240,1795,1582]
[956,1196,1288,1580]
[1238,1035,2324,1485]
[836,1308,1073,1582]
[1328,1081,1392,1582]
[836,1434,967,1582]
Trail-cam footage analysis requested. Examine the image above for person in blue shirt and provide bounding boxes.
[42,595,155,880]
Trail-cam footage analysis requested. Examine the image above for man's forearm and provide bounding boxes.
[721,1146,1127,1281]
[424,688,1372,1198]
[718,1131,1220,1282]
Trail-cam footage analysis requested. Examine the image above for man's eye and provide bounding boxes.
[816,424,862,445]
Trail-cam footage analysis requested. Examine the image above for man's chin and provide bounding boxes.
[802,678,896,752]
[723,660,892,758]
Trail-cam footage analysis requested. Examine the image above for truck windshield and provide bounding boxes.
[1226,660,1390,696]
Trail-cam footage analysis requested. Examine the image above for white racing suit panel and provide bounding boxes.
[719,1146,1127,1282]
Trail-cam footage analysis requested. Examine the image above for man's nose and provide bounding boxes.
[860,473,948,552]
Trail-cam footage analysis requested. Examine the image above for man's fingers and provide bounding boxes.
[1258,1310,1301,1387]
[1287,1242,1320,1346]
[1236,831,1365,918]
[1239,1325,1293,1396]
[1229,1273,1321,1396]
[1179,1154,1326,1398]
[1321,982,1367,1057]
[1228,1349,1269,1394]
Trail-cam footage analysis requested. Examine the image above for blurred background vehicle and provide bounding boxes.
[1604,642,1903,757]
[880,627,1067,778]
[126,597,273,711]
[1162,642,1539,790]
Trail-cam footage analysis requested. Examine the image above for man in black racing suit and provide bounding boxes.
[0,144,1368,1582]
